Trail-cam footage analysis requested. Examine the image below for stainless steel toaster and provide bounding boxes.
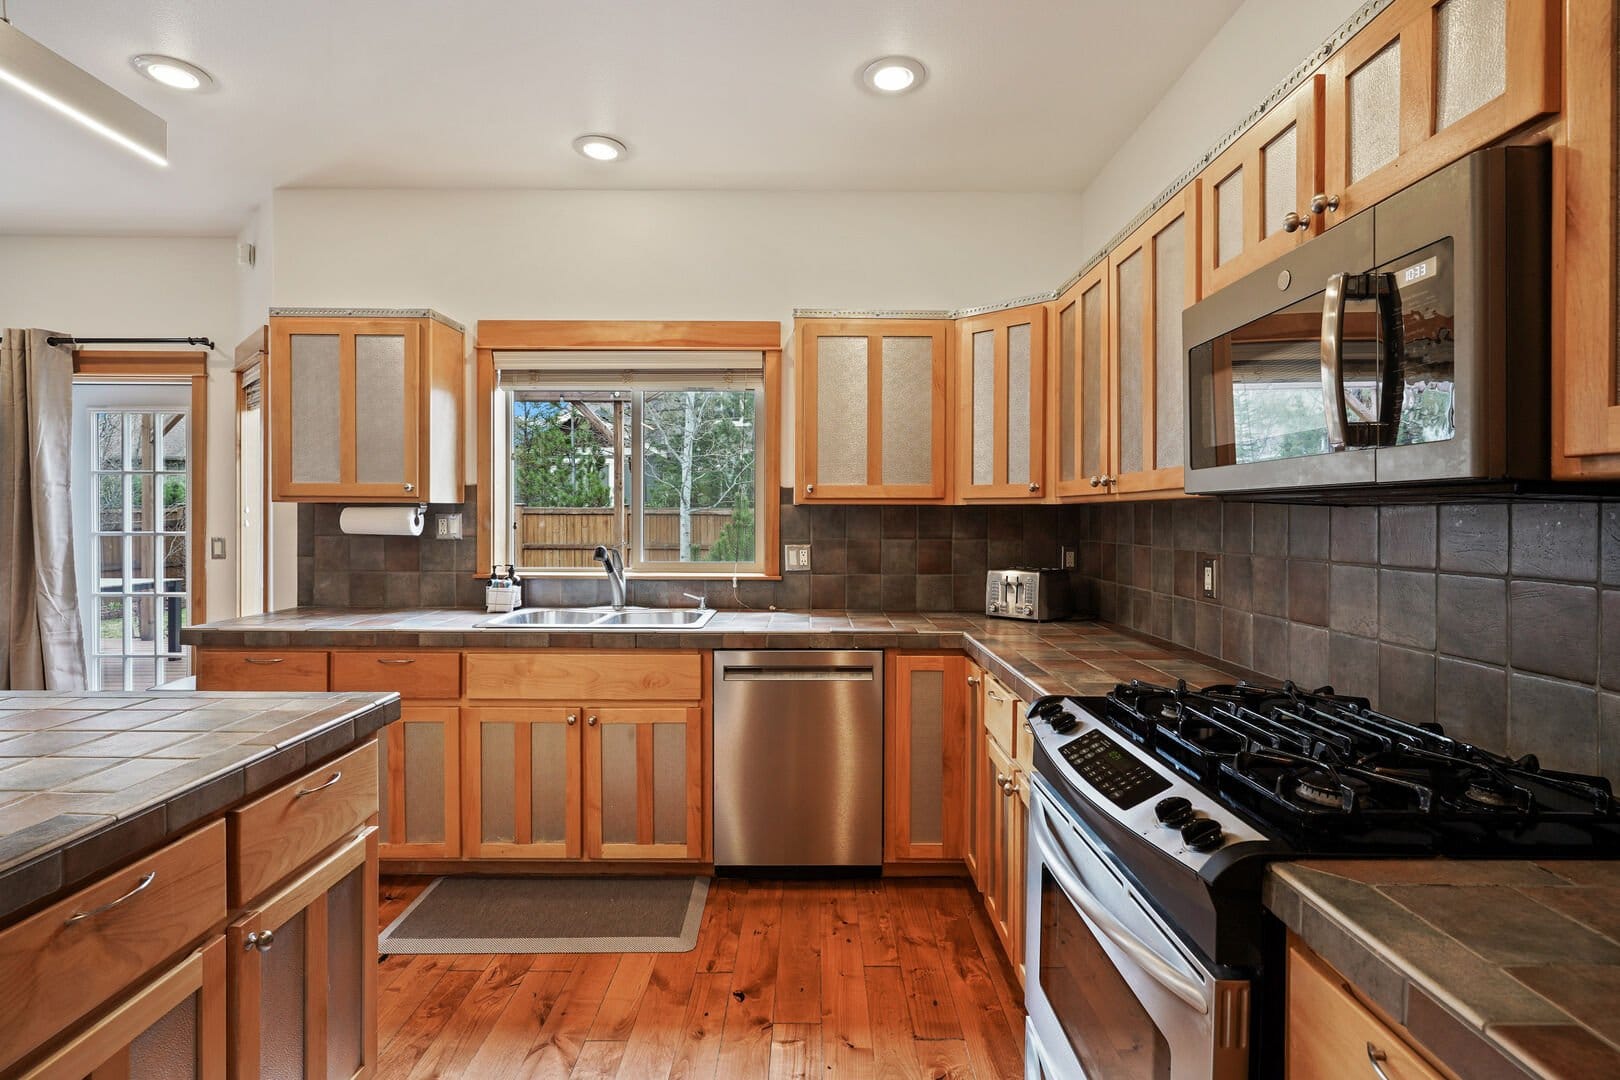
[985,568,1073,621]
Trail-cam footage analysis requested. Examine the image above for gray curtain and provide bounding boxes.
[0,329,86,690]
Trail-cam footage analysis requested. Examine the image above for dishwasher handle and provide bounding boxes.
[720,666,876,682]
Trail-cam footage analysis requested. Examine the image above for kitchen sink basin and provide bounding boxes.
[478,606,715,630]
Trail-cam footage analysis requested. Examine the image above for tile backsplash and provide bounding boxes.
[1074,498,1620,782]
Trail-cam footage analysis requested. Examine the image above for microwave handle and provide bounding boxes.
[1320,271,1350,451]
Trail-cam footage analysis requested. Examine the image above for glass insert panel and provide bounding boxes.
[1348,40,1402,182]
[480,722,516,843]
[289,334,342,484]
[1059,301,1077,483]
[531,723,569,844]
[354,334,408,485]
[95,412,122,470]
[160,475,187,534]
[403,721,446,844]
[907,670,945,846]
[1116,251,1146,475]
[600,722,638,845]
[126,412,154,470]
[1080,284,1105,481]
[259,909,307,1080]
[652,722,687,845]
[97,474,122,531]
[1435,0,1506,130]
[128,991,199,1080]
[1216,167,1244,266]
[326,867,365,1080]
[815,336,869,486]
[971,330,996,485]
[880,337,934,486]
[1153,216,1188,470]
[158,413,188,470]
[1006,323,1032,486]
[1262,124,1299,238]
[641,389,759,565]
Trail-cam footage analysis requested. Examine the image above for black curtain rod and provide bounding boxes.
[46,335,217,350]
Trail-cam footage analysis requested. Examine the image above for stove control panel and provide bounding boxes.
[1059,730,1172,809]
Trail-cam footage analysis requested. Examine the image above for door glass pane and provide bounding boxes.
[128,991,199,1080]
[126,413,154,470]
[600,723,638,845]
[971,330,995,485]
[355,334,407,485]
[1116,251,1146,475]
[95,412,122,470]
[129,474,151,531]
[1080,284,1105,481]
[532,723,569,844]
[159,413,187,470]
[908,670,944,846]
[1039,868,1172,1078]
[1059,301,1077,482]
[641,389,759,566]
[1216,167,1244,265]
[327,867,365,1080]
[1435,0,1506,130]
[1262,124,1298,238]
[510,395,621,570]
[1349,40,1401,182]
[652,722,687,845]
[880,337,933,486]
[290,334,342,484]
[1007,323,1032,486]
[1154,216,1187,470]
[815,336,868,486]
[404,720,446,844]
[480,722,516,843]
[260,909,307,1080]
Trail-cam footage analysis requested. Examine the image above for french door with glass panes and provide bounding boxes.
[73,384,194,691]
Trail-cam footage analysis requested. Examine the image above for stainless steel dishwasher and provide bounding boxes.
[712,650,883,869]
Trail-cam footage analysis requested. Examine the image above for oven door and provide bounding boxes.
[1025,778,1249,1079]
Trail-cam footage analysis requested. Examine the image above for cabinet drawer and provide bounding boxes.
[196,649,329,691]
[465,651,702,701]
[1287,936,1447,1080]
[332,649,460,699]
[0,821,226,1075]
[982,674,1019,758]
[228,740,378,907]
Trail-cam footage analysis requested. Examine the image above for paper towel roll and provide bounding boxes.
[339,505,424,536]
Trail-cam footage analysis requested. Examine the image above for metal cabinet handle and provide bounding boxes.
[1310,192,1341,216]
[377,657,416,665]
[1365,1043,1392,1080]
[1283,210,1309,233]
[1028,481,1040,492]
[587,715,598,726]
[1320,271,1350,451]
[567,714,578,725]
[244,657,284,665]
[966,676,981,687]
[295,771,343,797]
[1103,475,1116,484]
[245,929,275,953]
[1024,721,1034,734]
[1088,476,1102,487]
[65,872,156,925]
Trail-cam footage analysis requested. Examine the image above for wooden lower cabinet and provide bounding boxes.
[981,735,1027,987]
[461,707,582,859]
[584,706,705,861]
[378,707,461,860]
[885,653,967,861]
[1287,934,1451,1080]
[228,827,379,1080]
[963,661,988,889]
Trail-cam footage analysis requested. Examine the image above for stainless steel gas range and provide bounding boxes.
[1022,681,1620,1079]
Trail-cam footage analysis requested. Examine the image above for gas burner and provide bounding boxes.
[1462,780,1521,811]
[1293,768,1364,809]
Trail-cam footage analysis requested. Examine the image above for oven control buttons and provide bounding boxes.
[1154,796,1194,827]
[1181,818,1225,852]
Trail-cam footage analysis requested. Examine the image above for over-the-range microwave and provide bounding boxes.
[1181,144,1549,495]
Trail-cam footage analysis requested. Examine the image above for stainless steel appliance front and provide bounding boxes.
[712,650,883,867]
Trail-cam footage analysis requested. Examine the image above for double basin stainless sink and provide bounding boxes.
[477,605,716,630]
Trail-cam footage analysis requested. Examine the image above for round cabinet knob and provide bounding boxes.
[1028,482,1040,492]
[967,676,981,687]
[1282,211,1308,233]
[245,929,275,952]
[586,715,598,727]
[1089,476,1102,488]
[1154,796,1194,827]
[566,714,577,726]
[1309,192,1340,216]
[1181,818,1225,852]
[404,483,415,493]
[805,484,815,495]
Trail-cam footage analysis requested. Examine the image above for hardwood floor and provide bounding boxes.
[375,875,1027,1079]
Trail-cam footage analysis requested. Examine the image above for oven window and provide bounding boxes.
[1039,868,1172,1078]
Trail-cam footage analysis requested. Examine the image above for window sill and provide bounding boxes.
[497,571,782,582]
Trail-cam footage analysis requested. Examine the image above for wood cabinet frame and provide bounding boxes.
[1048,261,1113,499]
[379,706,461,861]
[583,705,705,861]
[460,706,582,860]
[963,661,988,889]
[795,318,951,502]
[884,652,966,861]
[954,304,1048,501]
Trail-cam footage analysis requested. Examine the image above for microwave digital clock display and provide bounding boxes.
[1400,256,1438,285]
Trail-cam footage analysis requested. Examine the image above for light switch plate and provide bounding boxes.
[435,513,464,540]
[784,543,811,572]
[1201,556,1219,599]
[210,537,227,560]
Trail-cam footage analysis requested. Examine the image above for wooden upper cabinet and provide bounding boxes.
[1319,0,1559,227]
[1048,261,1112,499]
[1108,186,1201,497]
[954,304,1047,501]
[269,313,465,503]
[1202,76,1325,292]
[796,319,950,502]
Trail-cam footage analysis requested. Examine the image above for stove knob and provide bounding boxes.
[1181,818,1224,853]
[1153,796,1193,827]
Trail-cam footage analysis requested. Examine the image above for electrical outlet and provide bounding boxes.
[1060,546,1077,569]
[784,543,812,572]
[435,513,464,540]
[1201,556,1219,599]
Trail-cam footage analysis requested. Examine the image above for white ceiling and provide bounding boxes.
[0,0,1245,236]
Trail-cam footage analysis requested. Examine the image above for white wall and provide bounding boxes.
[0,236,240,622]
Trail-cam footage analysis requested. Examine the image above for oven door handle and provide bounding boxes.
[1320,271,1350,452]
[1032,795,1212,1015]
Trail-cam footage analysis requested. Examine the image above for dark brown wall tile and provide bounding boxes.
[810,575,845,609]
[1379,569,1436,650]
[1252,615,1291,679]
[1328,564,1379,638]
[1251,555,1288,617]
[1288,560,1329,626]
[1379,505,1437,569]
[1289,505,1330,560]
[1436,574,1507,665]
[1222,609,1253,669]
[1513,501,1599,581]
[1436,658,1508,750]
[1439,503,1510,575]
[1290,623,1330,689]
[1510,580,1598,683]
[1510,673,1598,774]
[880,539,917,575]
[880,506,917,538]
[1253,503,1288,556]
[1330,506,1378,564]
[1195,602,1222,658]
[916,539,950,575]
[1222,503,1252,554]
[1329,632,1379,705]
[1379,643,1436,721]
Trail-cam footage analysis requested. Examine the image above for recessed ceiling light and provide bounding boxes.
[131,54,214,92]
[862,56,926,95]
[573,134,627,162]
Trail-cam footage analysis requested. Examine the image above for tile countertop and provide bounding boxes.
[180,609,1240,704]
[0,690,400,924]
[1266,860,1620,1079]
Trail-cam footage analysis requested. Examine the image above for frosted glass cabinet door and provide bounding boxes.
[378,707,461,860]
[583,706,703,860]
[462,707,581,859]
[955,305,1046,500]
[887,654,964,861]
[797,320,949,500]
